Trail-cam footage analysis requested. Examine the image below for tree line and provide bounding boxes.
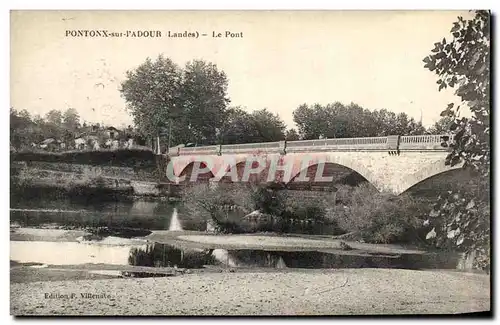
[10,97,452,152]
[9,108,142,150]
[119,55,449,148]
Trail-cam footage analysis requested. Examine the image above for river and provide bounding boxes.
[10,196,462,279]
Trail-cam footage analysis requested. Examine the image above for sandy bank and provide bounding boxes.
[175,234,426,255]
[10,227,89,242]
[10,268,490,315]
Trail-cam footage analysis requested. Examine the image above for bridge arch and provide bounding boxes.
[218,160,249,183]
[287,162,373,189]
[397,160,464,195]
[174,156,251,183]
[176,161,216,184]
[285,153,381,191]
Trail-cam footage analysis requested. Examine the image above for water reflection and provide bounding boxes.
[168,208,182,231]
[11,240,460,279]
[11,197,339,235]
[128,243,216,269]
[10,198,205,231]
[127,244,457,270]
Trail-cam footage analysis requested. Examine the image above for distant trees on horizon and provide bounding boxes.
[11,56,453,151]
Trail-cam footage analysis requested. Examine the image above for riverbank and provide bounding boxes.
[10,159,182,199]
[10,268,490,315]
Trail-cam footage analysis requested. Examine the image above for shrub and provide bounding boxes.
[251,186,287,216]
[283,190,334,222]
[182,183,254,231]
[182,183,339,234]
[328,184,430,244]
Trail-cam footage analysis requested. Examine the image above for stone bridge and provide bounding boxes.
[166,134,463,195]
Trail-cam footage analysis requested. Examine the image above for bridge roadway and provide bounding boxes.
[166,134,462,195]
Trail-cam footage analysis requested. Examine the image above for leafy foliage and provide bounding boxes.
[427,116,454,134]
[10,108,147,152]
[182,183,254,227]
[329,184,429,244]
[285,128,300,141]
[62,108,81,131]
[181,60,230,145]
[293,102,426,139]
[10,108,83,150]
[422,10,490,270]
[120,55,183,142]
[120,56,230,146]
[219,107,286,144]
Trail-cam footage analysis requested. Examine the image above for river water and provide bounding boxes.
[10,197,460,277]
[10,197,195,231]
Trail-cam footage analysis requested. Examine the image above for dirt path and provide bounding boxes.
[10,268,490,315]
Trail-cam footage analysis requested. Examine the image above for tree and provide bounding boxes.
[121,56,231,148]
[120,55,182,142]
[285,128,300,141]
[393,112,426,135]
[10,108,34,148]
[428,116,454,134]
[251,109,286,142]
[219,107,255,144]
[181,60,230,145]
[422,10,490,271]
[45,110,63,125]
[62,108,81,131]
[293,103,426,139]
[220,107,286,144]
[293,103,331,139]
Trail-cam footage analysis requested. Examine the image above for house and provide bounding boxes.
[106,126,120,139]
[74,137,87,150]
[39,138,64,151]
[72,125,124,150]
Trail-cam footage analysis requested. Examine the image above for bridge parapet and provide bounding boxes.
[168,134,452,156]
[400,134,453,150]
[220,141,281,154]
[286,136,388,152]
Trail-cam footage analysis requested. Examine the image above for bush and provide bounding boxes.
[182,183,254,231]
[424,177,490,272]
[328,184,430,244]
[182,183,339,234]
[251,186,287,216]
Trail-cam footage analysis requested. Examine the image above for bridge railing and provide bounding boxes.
[169,145,220,156]
[220,141,281,154]
[170,134,452,156]
[285,136,388,152]
[400,134,453,150]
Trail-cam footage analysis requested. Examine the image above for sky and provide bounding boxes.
[10,10,473,129]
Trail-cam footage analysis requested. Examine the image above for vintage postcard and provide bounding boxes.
[10,10,491,316]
